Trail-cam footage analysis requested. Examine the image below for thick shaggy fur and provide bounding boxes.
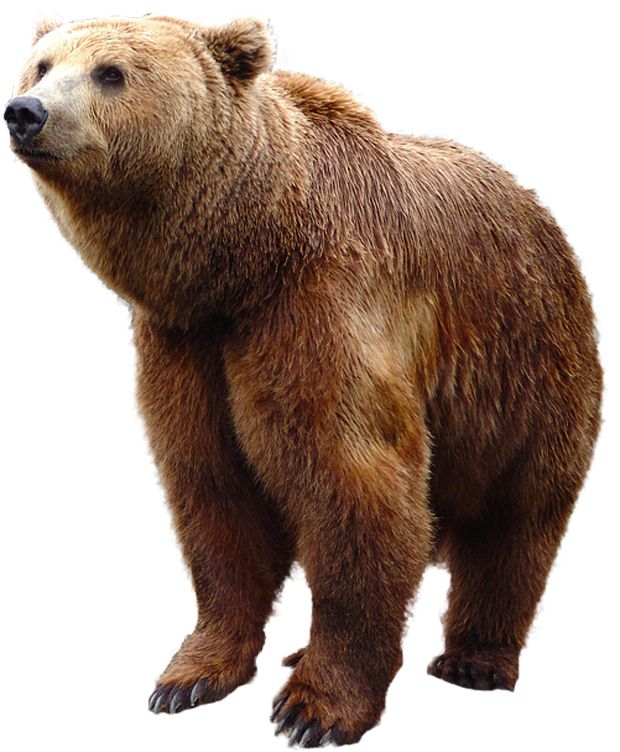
[11,15,602,746]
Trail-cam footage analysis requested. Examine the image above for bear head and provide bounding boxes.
[7,15,273,188]
[5,15,290,325]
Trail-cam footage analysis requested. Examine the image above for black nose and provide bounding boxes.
[4,96,48,145]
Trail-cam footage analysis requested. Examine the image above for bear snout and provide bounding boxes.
[4,96,48,146]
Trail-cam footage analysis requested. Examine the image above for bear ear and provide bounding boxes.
[202,18,273,85]
[33,16,62,45]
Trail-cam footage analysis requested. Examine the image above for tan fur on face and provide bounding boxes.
[18,19,207,173]
[10,14,602,745]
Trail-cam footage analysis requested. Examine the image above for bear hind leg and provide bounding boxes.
[429,456,585,692]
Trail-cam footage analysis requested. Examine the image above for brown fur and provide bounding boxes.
[10,15,602,746]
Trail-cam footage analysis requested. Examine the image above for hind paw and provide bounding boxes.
[428,649,518,691]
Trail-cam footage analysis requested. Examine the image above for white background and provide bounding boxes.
[0,2,617,750]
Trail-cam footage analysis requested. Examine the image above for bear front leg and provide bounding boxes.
[134,313,294,714]
[270,465,432,746]
[225,310,434,745]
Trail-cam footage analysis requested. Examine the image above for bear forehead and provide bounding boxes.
[34,16,196,62]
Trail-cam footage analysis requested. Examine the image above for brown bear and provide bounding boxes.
[6,14,602,748]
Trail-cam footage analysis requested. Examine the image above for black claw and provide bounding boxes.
[275,717,289,736]
[429,656,445,676]
[152,690,169,714]
[271,692,289,722]
[288,719,310,747]
[471,671,490,691]
[319,728,335,746]
[298,720,323,748]
[470,664,493,690]
[148,689,159,712]
[190,678,208,707]
[492,668,512,689]
[283,649,306,668]
[170,688,186,713]
[456,662,473,688]
[274,704,301,736]
[448,660,460,681]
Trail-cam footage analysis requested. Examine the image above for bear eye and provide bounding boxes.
[37,62,49,80]
[96,66,124,87]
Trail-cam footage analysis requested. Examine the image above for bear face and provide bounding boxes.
[10,16,272,189]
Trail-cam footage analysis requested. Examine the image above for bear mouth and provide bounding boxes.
[14,146,60,162]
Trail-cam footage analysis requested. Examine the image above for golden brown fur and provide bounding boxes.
[9,14,602,747]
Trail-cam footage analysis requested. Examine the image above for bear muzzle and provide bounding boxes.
[4,96,49,151]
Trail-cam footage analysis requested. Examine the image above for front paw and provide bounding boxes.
[148,628,262,714]
[271,657,385,746]
[271,688,348,747]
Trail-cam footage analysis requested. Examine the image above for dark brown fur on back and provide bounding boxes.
[11,15,602,746]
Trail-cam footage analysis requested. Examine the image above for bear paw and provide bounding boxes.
[271,666,382,748]
[427,649,518,691]
[271,689,350,747]
[148,628,262,714]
